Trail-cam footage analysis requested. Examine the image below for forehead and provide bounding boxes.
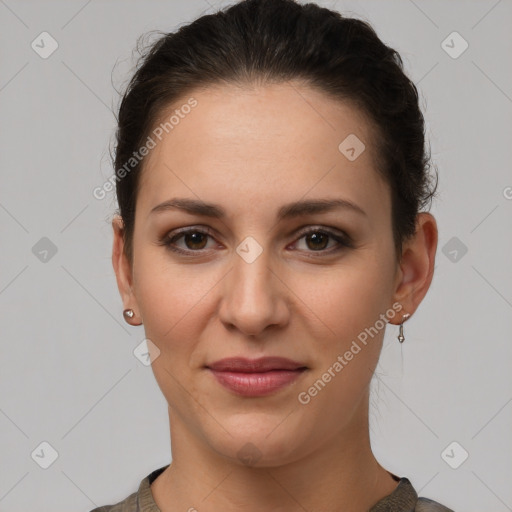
[136,81,389,222]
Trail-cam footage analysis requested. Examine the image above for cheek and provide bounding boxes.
[294,266,389,429]
[132,255,229,399]
[292,255,393,348]
[132,258,214,412]
[133,249,214,340]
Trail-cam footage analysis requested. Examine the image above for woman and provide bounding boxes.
[94,0,453,510]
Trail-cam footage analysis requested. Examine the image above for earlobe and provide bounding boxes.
[389,212,438,325]
[123,308,143,326]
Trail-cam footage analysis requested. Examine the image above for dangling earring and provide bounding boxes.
[123,308,143,326]
[397,313,411,343]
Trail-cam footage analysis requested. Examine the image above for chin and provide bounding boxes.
[206,414,307,468]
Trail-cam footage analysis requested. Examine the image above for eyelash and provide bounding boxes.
[158,226,353,257]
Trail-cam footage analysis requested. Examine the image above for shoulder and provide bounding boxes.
[416,496,455,511]
[88,489,138,512]
[88,464,169,512]
[370,476,454,512]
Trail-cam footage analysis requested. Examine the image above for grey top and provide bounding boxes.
[90,464,454,512]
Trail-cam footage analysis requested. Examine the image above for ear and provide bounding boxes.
[389,212,438,324]
[112,215,141,322]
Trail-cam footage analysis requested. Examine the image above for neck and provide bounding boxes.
[151,391,398,512]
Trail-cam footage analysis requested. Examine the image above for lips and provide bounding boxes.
[206,356,307,372]
[206,357,308,397]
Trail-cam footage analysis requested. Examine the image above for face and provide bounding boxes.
[114,82,406,467]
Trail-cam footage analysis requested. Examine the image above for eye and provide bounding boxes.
[161,227,217,254]
[291,227,353,254]
[158,226,353,256]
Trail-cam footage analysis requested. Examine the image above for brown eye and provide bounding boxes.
[160,226,352,257]
[182,231,209,250]
[304,232,330,251]
[161,228,217,254]
[293,228,351,254]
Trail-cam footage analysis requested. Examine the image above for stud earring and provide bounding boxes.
[123,309,143,326]
[397,313,411,343]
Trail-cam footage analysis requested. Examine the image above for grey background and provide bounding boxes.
[1,0,511,510]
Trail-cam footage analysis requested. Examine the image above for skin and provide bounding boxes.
[112,81,438,512]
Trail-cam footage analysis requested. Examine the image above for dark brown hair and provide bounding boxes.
[112,0,438,264]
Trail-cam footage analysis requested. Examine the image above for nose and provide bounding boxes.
[218,245,290,337]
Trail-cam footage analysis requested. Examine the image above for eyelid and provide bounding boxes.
[160,224,353,255]
[164,225,218,249]
[292,225,352,243]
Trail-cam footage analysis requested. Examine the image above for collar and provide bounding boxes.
[136,465,419,512]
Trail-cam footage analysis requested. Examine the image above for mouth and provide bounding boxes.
[206,356,308,372]
[205,357,308,397]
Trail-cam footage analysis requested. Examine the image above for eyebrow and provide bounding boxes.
[149,197,367,219]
